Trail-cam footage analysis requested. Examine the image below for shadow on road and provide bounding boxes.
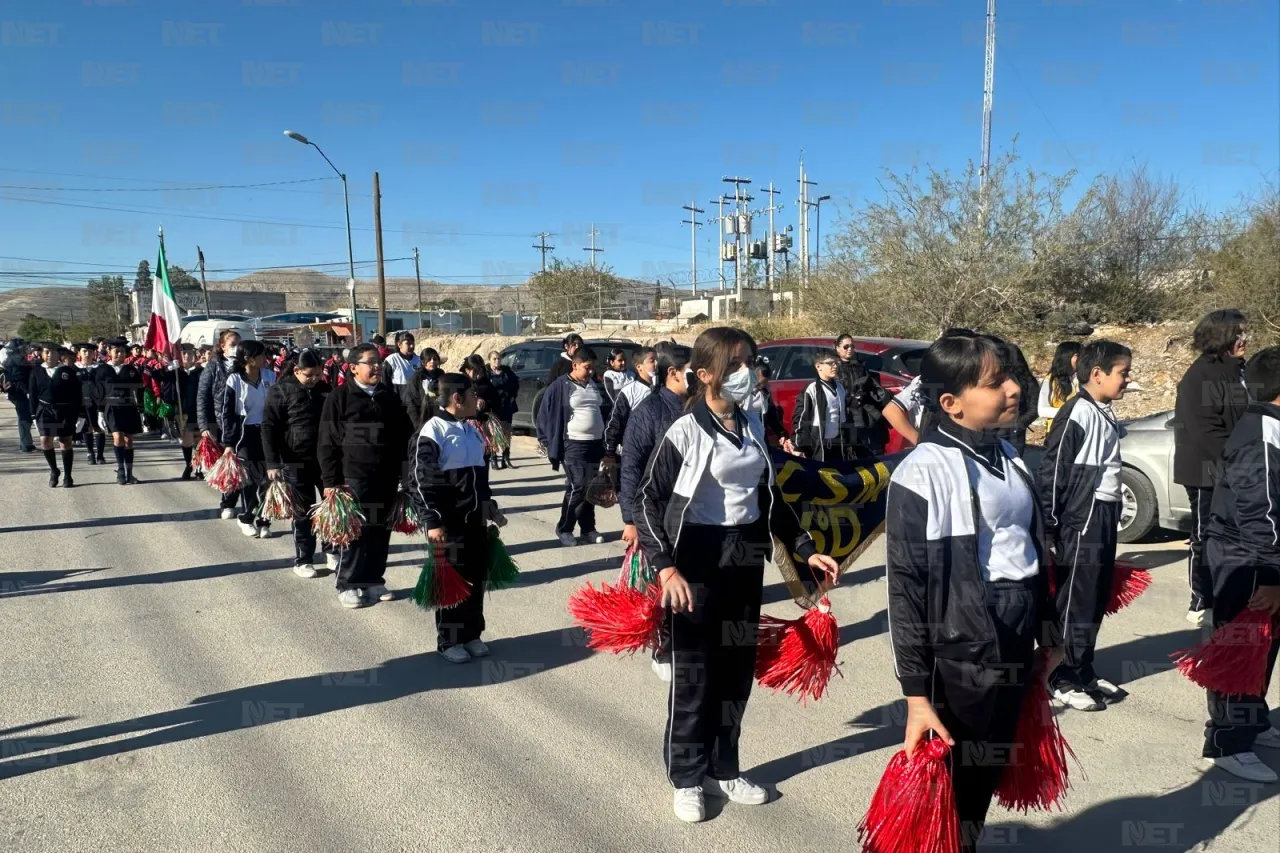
[0,557,282,599]
[0,508,213,535]
[491,482,564,498]
[0,626,595,780]
[1094,626,1203,687]
[749,702,902,786]
[1122,548,1190,570]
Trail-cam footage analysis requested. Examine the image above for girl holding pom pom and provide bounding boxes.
[887,333,1064,852]
[637,326,838,824]
[218,340,276,540]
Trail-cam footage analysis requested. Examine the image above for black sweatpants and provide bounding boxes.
[336,476,395,591]
[435,524,490,650]
[932,578,1038,853]
[284,461,333,567]
[1187,486,1215,612]
[234,425,269,529]
[557,438,601,537]
[1203,557,1280,758]
[663,522,767,789]
[1049,499,1119,692]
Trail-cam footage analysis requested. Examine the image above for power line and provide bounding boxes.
[0,177,336,193]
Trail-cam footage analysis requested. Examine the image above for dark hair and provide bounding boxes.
[371,334,386,346]
[655,341,689,390]
[1245,347,1280,403]
[1076,340,1132,384]
[346,343,380,365]
[563,333,584,351]
[179,343,196,356]
[394,331,415,346]
[1193,309,1247,360]
[284,348,325,376]
[942,327,978,338]
[571,346,596,365]
[608,347,627,362]
[687,326,757,407]
[462,354,486,377]
[419,347,440,365]
[835,333,854,352]
[437,371,472,407]
[1048,341,1083,405]
[632,346,655,368]
[231,339,266,376]
[918,335,1008,416]
[811,348,840,366]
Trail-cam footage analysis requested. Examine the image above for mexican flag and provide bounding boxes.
[144,235,183,360]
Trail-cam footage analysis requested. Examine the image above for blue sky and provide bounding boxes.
[0,0,1276,296]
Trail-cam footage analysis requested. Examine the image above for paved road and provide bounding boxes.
[1,410,1276,853]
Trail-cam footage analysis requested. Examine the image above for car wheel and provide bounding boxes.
[1118,466,1158,544]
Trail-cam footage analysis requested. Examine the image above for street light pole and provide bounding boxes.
[814,195,831,272]
[413,246,423,331]
[284,129,358,343]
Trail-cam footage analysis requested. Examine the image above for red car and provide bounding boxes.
[758,336,931,454]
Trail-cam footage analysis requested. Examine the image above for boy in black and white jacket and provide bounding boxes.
[1199,346,1280,784]
[790,349,848,461]
[1037,340,1132,711]
[409,372,506,664]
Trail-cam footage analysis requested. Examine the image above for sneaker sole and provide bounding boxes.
[702,784,769,805]
[673,809,706,823]
[1205,758,1280,784]
[293,568,319,579]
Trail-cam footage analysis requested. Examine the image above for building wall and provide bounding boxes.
[131,288,287,325]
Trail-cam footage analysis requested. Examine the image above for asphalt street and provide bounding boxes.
[1,409,1277,853]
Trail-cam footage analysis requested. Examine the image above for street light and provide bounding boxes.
[813,195,831,272]
[283,129,359,343]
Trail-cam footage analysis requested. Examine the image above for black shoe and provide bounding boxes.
[117,471,127,485]
[181,465,192,481]
[194,470,205,480]
[125,475,139,485]
[96,454,106,464]
[503,457,514,469]
[48,471,60,488]
[63,477,75,488]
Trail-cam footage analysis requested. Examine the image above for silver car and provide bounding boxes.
[1023,411,1190,544]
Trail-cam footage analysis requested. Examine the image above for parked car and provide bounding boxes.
[757,336,929,453]
[499,337,692,431]
[1022,411,1190,544]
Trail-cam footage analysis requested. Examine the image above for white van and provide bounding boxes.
[179,319,257,348]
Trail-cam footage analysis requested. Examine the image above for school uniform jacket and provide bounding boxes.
[791,379,847,461]
[636,399,817,575]
[29,364,81,417]
[603,376,652,458]
[536,374,606,464]
[1204,402,1280,592]
[76,362,98,411]
[218,370,276,450]
[261,374,331,470]
[92,362,144,412]
[317,380,411,489]
[619,387,683,526]
[1036,387,1122,540]
[407,409,492,532]
[886,427,1061,697]
[197,356,232,438]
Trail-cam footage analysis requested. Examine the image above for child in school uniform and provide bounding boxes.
[93,338,145,485]
[790,348,849,461]
[218,340,277,540]
[1200,346,1280,784]
[887,333,1063,852]
[408,372,507,663]
[1037,340,1132,711]
[29,344,82,488]
[537,346,607,547]
[75,343,107,466]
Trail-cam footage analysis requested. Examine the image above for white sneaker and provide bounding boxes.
[703,776,769,805]
[1054,686,1107,712]
[1089,677,1129,702]
[337,589,367,609]
[651,658,672,683]
[368,584,393,602]
[257,526,271,540]
[325,553,340,572]
[582,530,605,544]
[463,639,491,658]
[558,532,578,547]
[220,508,236,521]
[1187,609,1208,626]
[238,520,257,537]
[1207,752,1279,783]
[439,645,471,664]
[292,564,319,579]
[673,787,705,823]
[1254,728,1280,750]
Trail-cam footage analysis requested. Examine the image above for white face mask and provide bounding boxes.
[719,365,754,405]
[224,345,239,359]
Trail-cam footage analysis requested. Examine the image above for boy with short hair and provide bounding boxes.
[791,348,848,461]
[537,347,606,546]
[409,372,506,663]
[603,346,656,462]
[29,344,82,488]
[1038,339,1132,712]
[1200,346,1280,783]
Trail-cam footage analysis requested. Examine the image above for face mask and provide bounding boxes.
[224,346,239,359]
[719,365,753,405]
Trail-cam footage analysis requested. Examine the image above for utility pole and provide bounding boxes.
[533,232,555,273]
[413,246,423,331]
[372,170,386,338]
[980,0,996,194]
[710,196,731,292]
[723,177,752,301]
[583,224,603,328]
[681,202,704,297]
[196,246,211,318]
[761,184,782,289]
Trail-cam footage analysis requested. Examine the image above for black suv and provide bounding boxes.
[499,337,690,431]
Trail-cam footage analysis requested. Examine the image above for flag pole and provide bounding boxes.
[159,225,185,437]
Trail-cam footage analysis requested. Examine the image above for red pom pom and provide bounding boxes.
[857,738,962,853]
[432,546,472,610]
[1172,608,1275,696]
[389,490,420,535]
[754,596,841,704]
[994,670,1079,812]
[193,435,222,473]
[1105,559,1151,616]
[206,453,245,495]
[567,582,662,654]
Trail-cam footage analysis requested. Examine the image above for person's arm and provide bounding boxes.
[619,405,656,527]
[317,389,345,488]
[219,377,244,450]
[603,391,631,458]
[1037,379,1058,420]
[635,432,683,575]
[882,400,919,448]
[766,476,819,566]
[197,365,216,436]
[406,427,443,531]
[885,474,935,698]
[1222,437,1280,583]
[791,384,814,453]
[1036,402,1086,543]
[260,386,285,470]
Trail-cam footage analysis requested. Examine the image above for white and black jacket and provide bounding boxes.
[1204,402,1280,591]
[407,408,491,532]
[790,379,846,461]
[637,398,817,574]
[1036,387,1122,539]
[886,426,1061,697]
[603,377,652,458]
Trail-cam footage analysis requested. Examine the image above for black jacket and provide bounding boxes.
[603,377,652,459]
[472,374,500,419]
[165,365,201,419]
[619,386,683,526]
[791,379,847,461]
[76,362,98,408]
[4,360,31,403]
[636,398,817,575]
[317,380,411,488]
[262,374,331,469]
[197,356,232,438]
[547,352,574,384]
[1173,353,1248,487]
[407,408,492,532]
[1205,402,1280,593]
[404,366,444,434]
[93,362,144,411]
[29,364,81,415]
[487,365,520,422]
[836,357,892,452]
[887,425,1061,697]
